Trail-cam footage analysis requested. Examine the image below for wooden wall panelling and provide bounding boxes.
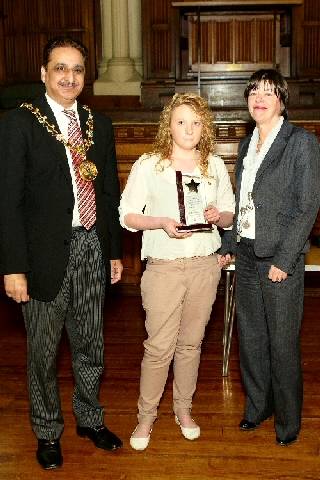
[188,13,278,76]
[294,0,320,77]
[142,0,320,109]
[2,0,40,82]
[1,0,97,86]
[142,0,176,79]
[301,0,320,76]
[0,6,5,84]
[235,18,254,64]
[291,2,302,77]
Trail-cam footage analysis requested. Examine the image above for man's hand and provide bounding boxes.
[110,259,123,284]
[4,273,29,303]
[268,265,288,283]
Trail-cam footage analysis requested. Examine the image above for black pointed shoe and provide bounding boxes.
[77,425,123,450]
[239,419,259,431]
[37,439,63,469]
[276,435,298,446]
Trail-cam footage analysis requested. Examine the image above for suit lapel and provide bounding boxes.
[254,121,293,183]
[33,97,73,183]
[33,96,73,188]
[235,136,250,203]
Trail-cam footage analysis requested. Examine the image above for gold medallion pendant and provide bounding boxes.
[78,160,98,181]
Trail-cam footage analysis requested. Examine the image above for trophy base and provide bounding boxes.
[177,223,212,232]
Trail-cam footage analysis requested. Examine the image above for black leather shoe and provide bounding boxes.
[239,419,259,430]
[77,425,123,450]
[36,439,63,469]
[276,435,298,446]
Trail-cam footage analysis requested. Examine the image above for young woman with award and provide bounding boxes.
[119,93,235,450]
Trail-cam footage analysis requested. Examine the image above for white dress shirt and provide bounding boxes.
[45,93,81,227]
[237,117,284,239]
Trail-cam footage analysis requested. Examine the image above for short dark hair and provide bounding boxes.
[42,36,88,68]
[244,69,289,118]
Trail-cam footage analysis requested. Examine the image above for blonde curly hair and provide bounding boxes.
[149,92,216,176]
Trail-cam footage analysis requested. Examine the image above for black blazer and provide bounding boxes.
[220,120,320,274]
[0,96,122,300]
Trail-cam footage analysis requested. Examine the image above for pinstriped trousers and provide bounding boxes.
[22,227,106,440]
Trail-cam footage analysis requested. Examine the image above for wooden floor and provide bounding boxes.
[1,289,320,480]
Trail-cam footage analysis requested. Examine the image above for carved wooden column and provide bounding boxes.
[94,0,142,96]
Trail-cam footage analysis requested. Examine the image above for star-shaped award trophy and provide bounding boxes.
[185,178,200,193]
[175,172,212,232]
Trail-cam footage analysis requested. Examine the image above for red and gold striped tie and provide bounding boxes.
[64,110,96,230]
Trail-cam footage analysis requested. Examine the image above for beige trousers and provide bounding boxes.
[138,254,221,423]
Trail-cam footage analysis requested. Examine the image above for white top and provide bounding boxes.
[119,153,235,260]
[237,117,284,239]
[45,93,81,227]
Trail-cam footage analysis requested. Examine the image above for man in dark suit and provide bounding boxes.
[0,37,123,469]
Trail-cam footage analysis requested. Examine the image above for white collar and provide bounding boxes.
[45,93,77,115]
[244,116,284,170]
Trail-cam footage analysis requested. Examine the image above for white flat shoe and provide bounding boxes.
[175,415,200,440]
[130,426,152,451]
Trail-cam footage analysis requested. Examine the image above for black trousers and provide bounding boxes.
[22,227,106,440]
[236,238,304,440]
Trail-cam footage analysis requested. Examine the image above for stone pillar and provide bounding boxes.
[128,0,143,77]
[97,0,112,76]
[94,0,142,96]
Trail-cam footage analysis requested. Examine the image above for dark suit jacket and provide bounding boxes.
[0,96,122,301]
[220,120,320,274]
